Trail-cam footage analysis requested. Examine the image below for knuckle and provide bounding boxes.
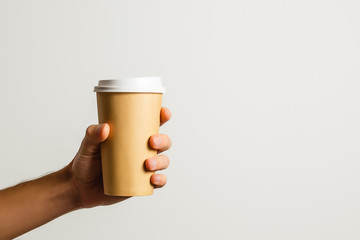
[165,135,171,143]
[162,155,170,166]
[162,175,167,185]
[160,134,171,145]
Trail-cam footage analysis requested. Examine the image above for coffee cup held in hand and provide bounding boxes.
[94,77,165,196]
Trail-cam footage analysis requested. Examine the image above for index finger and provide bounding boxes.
[160,107,172,126]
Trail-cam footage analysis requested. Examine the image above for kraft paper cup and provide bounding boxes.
[94,77,165,196]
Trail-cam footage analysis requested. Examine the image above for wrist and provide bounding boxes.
[56,163,82,211]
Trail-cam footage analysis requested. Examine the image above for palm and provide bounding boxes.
[71,150,128,208]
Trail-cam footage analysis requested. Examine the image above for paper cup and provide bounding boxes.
[94,77,165,196]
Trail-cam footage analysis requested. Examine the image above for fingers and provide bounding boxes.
[150,174,167,188]
[148,107,171,189]
[79,123,110,156]
[160,107,172,126]
[145,155,170,171]
[149,134,172,153]
[146,155,170,188]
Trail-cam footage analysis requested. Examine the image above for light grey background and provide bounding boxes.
[0,0,360,239]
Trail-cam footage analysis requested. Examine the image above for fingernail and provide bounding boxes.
[153,136,162,147]
[96,124,104,135]
[167,108,172,118]
[153,175,161,184]
[148,159,157,170]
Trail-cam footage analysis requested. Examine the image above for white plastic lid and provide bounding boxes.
[94,76,165,93]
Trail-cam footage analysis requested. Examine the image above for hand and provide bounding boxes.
[68,107,172,208]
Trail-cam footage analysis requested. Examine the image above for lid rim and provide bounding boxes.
[94,88,166,93]
[93,77,165,93]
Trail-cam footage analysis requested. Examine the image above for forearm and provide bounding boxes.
[0,165,80,240]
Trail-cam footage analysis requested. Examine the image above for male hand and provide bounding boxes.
[69,107,172,208]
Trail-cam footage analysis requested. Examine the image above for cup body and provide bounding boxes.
[94,77,164,196]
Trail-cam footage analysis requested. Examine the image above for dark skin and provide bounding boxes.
[71,107,172,207]
[0,107,172,239]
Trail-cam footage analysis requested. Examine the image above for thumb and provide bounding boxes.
[78,123,110,156]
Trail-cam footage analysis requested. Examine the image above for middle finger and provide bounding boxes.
[145,155,170,171]
[149,134,172,153]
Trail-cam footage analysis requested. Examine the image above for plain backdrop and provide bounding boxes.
[1,0,360,239]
